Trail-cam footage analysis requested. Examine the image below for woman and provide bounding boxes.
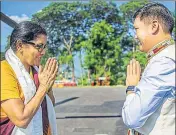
[0,21,58,135]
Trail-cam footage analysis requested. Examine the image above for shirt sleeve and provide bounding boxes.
[1,62,21,102]
[122,56,175,129]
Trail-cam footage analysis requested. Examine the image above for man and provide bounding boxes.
[122,3,175,135]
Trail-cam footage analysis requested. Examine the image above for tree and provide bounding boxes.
[119,0,148,52]
[32,0,124,82]
[40,49,54,66]
[82,20,122,85]
[172,12,175,40]
[31,0,151,85]
[1,35,11,61]
[5,35,11,51]
[120,0,149,32]
[32,2,87,81]
[116,0,149,84]
[0,52,5,61]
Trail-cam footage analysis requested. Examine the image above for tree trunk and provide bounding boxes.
[63,35,75,82]
[71,60,75,82]
[79,51,84,86]
[68,50,75,82]
[88,69,91,85]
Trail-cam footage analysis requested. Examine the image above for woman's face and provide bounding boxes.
[21,34,47,66]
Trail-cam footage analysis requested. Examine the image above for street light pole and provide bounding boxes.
[0,12,18,28]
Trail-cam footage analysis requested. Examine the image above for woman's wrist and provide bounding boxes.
[38,84,48,93]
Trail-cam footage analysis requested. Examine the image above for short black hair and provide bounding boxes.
[10,21,47,52]
[133,2,174,34]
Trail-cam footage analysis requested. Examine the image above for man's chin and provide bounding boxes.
[139,45,144,52]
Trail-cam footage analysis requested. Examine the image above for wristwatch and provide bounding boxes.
[126,86,135,94]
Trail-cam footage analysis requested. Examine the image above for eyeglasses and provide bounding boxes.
[23,41,47,52]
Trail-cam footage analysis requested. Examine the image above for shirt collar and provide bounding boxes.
[147,38,174,61]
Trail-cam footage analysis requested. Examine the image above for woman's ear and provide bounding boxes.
[16,40,23,51]
[16,40,24,55]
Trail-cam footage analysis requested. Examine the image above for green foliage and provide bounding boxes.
[114,0,149,85]
[4,0,172,86]
[32,1,87,80]
[40,49,54,66]
[1,35,11,61]
[5,35,11,51]
[82,20,123,85]
[77,75,89,86]
[120,0,149,31]
[32,0,123,82]
[58,50,73,65]
[0,52,5,61]
[172,12,175,40]
[118,49,147,85]
[30,0,149,85]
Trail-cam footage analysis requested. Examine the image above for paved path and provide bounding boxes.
[53,86,128,135]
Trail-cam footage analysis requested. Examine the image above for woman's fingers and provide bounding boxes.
[47,60,58,85]
[47,58,55,71]
[49,65,58,80]
[53,64,58,77]
[49,59,57,74]
[46,58,57,74]
[38,65,43,74]
[39,57,58,91]
[43,58,51,72]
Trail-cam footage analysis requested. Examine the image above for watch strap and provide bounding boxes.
[126,86,135,93]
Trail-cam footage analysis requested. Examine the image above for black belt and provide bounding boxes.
[127,129,143,135]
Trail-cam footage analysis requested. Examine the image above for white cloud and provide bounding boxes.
[8,14,30,23]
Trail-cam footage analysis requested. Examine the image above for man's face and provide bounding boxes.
[133,17,152,52]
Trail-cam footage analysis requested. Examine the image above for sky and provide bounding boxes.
[1,1,175,77]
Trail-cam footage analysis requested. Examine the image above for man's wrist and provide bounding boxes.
[126,85,136,94]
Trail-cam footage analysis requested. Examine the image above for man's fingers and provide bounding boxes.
[136,61,140,76]
[129,60,133,75]
[132,59,136,75]
[127,64,130,76]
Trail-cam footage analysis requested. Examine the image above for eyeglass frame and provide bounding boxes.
[22,40,47,52]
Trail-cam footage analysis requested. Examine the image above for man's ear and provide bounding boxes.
[151,20,159,34]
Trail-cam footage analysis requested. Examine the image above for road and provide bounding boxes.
[53,86,128,135]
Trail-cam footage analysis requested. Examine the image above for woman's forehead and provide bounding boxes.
[34,34,47,42]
